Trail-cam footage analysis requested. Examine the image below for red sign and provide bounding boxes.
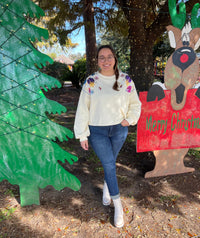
[137,89,200,152]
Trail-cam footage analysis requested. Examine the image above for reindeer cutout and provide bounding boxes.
[147,1,200,111]
[144,0,200,178]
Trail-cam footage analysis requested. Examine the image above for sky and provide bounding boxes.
[69,27,86,56]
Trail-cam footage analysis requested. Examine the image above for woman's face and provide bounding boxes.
[97,48,116,75]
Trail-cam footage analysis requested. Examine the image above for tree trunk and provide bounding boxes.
[83,0,97,76]
[125,1,154,92]
[115,0,199,92]
[129,42,154,92]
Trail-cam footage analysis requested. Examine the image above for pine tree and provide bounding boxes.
[0,0,81,206]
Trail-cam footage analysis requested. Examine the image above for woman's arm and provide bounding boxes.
[125,81,142,125]
[74,82,91,141]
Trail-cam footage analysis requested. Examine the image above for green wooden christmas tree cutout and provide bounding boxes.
[0,0,81,206]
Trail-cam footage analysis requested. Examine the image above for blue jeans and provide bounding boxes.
[88,123,128,198]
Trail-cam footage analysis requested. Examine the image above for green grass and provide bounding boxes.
[158,194,179,202]
[94,167,104,173]
[126,132,137,143]
[4,189,14,197]
[0,207,17,222]
[117,175,128,183]
[188,148,200,158]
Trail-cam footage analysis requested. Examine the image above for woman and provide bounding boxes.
[74,45,141,228]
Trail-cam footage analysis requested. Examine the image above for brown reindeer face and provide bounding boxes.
[164,1,200,111]
[164,25,200,110]
[147,1,200,108]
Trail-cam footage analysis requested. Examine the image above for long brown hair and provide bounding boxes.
[97,45,119,91]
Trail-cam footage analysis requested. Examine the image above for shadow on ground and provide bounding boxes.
[0,87,200,238]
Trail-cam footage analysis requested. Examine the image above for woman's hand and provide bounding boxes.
[121,119,130,127]
[80,140,89,150]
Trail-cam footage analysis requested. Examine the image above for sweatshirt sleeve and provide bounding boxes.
[125,80,142,126]
[74,80,91,141]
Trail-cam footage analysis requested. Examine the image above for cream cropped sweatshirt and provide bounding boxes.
[74,71,141,141]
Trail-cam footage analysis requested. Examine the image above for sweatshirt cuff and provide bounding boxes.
[125,118,136,126]
[80,137,88,142]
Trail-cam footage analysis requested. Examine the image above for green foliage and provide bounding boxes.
[47,52,57,60]
[74,58,87,84]
[41,58,86,88]
[37,0,128,78]
[36,0,200,92]
[153,33,174,60]
[38,0,123,45]
[64,58,87,88]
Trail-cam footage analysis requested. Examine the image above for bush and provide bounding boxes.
[41,58,87,89]
[64,58,86,88]
[41,61,69,87]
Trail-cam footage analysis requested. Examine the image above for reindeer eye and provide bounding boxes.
[183,41,189,46]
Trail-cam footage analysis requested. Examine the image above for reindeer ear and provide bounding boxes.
[190,28,200,51]
[195,38,200,50]
[167,25,182,49]
[168,30,176,48]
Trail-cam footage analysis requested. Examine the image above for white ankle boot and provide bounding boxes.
[102,181,111,206]
[113,197,124,228]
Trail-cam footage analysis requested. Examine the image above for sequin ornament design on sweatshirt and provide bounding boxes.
[86,77,95,94]
[125,75,133,93]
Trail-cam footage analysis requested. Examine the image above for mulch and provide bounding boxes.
[0,86,200,238]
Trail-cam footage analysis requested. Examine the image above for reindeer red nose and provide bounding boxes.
[172,47,196,72]
[180,54,189,63]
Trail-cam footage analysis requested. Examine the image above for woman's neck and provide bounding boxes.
[99,69,115,76]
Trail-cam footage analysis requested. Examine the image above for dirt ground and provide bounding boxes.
[0,86,200,238]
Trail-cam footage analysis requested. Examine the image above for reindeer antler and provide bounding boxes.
[191,3,200,29]
[168,0,186,29]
